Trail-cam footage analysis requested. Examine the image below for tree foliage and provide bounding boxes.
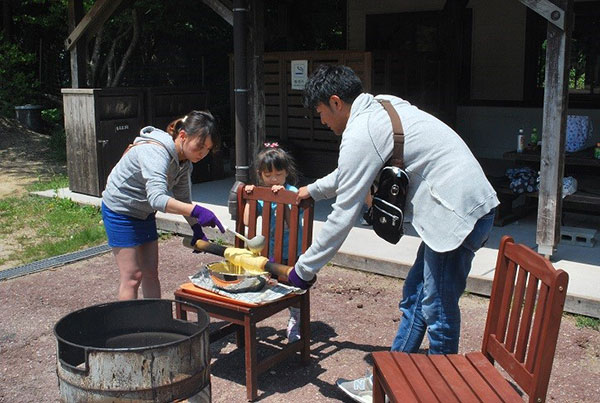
[0,0,234,117]
[0,33,39,115]
[0,0,346,119]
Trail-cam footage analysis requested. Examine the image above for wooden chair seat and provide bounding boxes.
[372,351,522,402]
[175,185,314,401]
[372,236,569,403]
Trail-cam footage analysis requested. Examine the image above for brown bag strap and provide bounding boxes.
[122,139,167,157]
[376,99,404,168]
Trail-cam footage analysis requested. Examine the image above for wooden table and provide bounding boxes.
[494,146,600,226]
[503,146,600,168]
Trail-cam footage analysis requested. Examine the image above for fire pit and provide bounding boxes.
[54,299,210,402]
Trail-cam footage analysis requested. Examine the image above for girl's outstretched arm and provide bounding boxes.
[242,184,255,226]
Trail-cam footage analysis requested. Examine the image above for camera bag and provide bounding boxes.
[363,99,409,244]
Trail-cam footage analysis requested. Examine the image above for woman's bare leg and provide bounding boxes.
[138,240,160,298]
[113,246,143,300]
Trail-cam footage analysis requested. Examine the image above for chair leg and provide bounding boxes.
[244,316,258,401]
[372,363,386,403]
[236,324,245,348]
[300,292,310,364]
[175,301,187,320]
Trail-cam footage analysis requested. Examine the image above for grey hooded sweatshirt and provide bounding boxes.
[294,93,499,281]
[102,126,194,223]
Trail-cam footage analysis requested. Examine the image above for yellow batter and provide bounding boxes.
[223,247,269,275]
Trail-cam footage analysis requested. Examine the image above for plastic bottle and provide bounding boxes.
[530,128,539,147]
[517,128,525,153]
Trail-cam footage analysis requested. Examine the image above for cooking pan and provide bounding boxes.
[205,260,267,293]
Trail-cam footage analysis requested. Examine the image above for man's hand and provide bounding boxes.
[296,186,311,202]
[287,266,316,290]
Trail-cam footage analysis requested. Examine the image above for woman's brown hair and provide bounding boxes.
[166,110,220,151]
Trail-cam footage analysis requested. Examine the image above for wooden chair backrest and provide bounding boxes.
[482,235,569,402]
[236,184,314,265]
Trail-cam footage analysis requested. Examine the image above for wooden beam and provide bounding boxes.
[536,0,573,257]
[68,0,86,88]
[65,0,125,50]
[202,0,233,26]
[440,0,469,128]
[519,0,565,30]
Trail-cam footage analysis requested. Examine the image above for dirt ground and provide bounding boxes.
[0,117,66,199]
[0,240,599,402]
[0,117,67,270]
[1,118,599,402]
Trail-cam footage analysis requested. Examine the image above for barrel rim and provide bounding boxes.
[53,298,209,352]
[14,104,43,110]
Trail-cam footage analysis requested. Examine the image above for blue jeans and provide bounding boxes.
[390,209,495,354]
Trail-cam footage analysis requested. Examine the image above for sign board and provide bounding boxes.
[291,60,308,90]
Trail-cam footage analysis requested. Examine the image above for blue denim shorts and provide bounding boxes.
[101,202,158,247]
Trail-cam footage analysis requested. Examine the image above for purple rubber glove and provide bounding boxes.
[191,205,226,233]
[288,266,316,290]
[190,223,207,249]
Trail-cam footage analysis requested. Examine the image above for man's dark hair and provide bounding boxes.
[303,65,363,110]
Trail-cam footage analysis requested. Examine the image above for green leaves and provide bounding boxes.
[0,34,39,115]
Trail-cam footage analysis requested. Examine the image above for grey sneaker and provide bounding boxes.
[336,372,373,403]
[287,307,301,342]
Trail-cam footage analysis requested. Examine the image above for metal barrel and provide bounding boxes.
[54,299,210,402]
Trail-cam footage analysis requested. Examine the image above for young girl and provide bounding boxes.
[243,143,303,342]
[102,110,225,300]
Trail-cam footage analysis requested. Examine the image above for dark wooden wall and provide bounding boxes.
[63,87,210,196]
[259,50,372,179]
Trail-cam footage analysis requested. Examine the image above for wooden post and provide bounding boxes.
[67,0,86,88]
[536,0,573,256]
[440,0,469,128]
[247,0,265,184]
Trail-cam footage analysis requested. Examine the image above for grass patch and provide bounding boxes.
[26,173,69,192]
[214,237,228,246]
[158,231,173,241]
[575,315,600,331]
[0,194,106,266]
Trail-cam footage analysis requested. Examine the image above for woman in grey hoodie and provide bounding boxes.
[101,110,225,300]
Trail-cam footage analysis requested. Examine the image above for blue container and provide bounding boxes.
[15,104,43,132]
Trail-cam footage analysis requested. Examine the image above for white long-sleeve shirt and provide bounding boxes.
[294,93,499,281]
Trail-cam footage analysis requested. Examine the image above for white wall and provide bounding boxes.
[469,0,526,100]
[347,1,599,161]
[457,106,600,159]
[347,0,527,101]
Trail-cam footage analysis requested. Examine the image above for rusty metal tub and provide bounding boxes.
[54,299,210,402]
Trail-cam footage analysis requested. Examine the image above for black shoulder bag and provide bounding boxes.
[362,99,409,244]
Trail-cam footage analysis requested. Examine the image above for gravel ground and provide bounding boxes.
[1,236,599,402]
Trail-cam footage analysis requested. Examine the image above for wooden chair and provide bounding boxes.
[372,235,569,403]
[174,184,314,401]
